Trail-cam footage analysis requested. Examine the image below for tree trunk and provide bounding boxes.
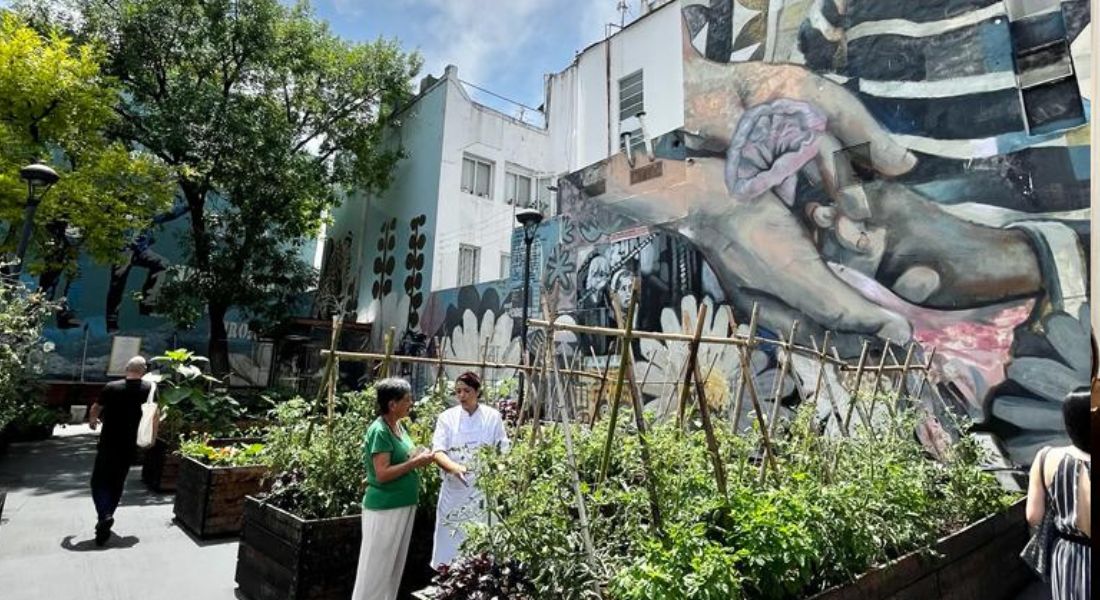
[208,301,231,377]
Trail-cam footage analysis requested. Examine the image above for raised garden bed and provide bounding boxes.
[173,456,270,538]
[235,496,361,600]
[141,437,181,492]
[807,498,1029,600]
[143,436,260,493]
[234,497,436,600]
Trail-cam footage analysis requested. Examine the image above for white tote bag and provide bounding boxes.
[136,381,158,449]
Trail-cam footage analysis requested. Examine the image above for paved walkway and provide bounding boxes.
[0,426,239,600]
[0,427,1058,600]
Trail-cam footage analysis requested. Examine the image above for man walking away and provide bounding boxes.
[88,356,152,546]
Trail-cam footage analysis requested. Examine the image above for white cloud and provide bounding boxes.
[391,0,543,87]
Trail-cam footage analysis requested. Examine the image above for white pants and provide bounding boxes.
[351,505,416,600]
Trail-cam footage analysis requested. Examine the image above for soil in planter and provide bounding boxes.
[174,457,270,538]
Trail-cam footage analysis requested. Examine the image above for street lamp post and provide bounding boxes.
[11,162,60,277]
[515,207,543,417]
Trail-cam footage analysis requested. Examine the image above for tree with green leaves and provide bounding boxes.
[39,0,421,374]
[0,11,173,279]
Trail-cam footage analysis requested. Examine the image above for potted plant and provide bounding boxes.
[174,436,271,538]
[142,349,244,492]
[235,385,445,600]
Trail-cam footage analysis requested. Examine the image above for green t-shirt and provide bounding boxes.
[362,417,420,510]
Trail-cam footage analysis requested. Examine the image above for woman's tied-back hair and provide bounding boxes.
[1062,386,1090,453]
[375,378,412,416]
[456,371,482,395]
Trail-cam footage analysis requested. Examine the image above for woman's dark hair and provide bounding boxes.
[1063,387,1090,453]
[375,378,412,415]
[456,371,482,394]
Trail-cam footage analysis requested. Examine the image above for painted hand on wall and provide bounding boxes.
[592,35,1043,350]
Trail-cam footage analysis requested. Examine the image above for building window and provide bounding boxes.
[504,170,533,206]
[618,70,644,122]
[458,244,480,286]
[499,253,511,279]
[461,155,494,198]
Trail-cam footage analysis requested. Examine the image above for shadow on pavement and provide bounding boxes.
[1,432,173,508]
[61,533,140,552]
[171,518,241,548]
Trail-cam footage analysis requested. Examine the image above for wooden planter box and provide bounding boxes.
[141,437,180,492]
[143,436,260,493]
[235,496,361,600]
[807,498,1030,600]
[173,456,270,538]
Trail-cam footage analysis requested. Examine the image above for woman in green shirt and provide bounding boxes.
[351,378,434,600]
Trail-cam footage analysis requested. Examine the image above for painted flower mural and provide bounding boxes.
[634,295,794,423]
[443,308,521,383]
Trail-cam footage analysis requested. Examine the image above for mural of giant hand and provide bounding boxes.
[580,24,1045,354]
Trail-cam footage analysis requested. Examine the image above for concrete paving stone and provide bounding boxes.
[0,426,239,600]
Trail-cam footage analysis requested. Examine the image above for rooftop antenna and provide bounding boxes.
[617,0,629,28]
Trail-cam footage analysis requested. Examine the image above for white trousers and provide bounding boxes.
[351,505,417,600]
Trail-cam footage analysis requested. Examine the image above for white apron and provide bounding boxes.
[430,405,508,568]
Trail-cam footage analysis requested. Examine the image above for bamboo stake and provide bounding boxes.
[609,288,665,533]
[912,347,937,406]
[598,279,640,485]
[892,343,917,413]
[765,321,800,440]
[326,319,344,435]
[381,327,396,378]
[544,325,604,597]
[588,345,613,427]
[730,304,760,433]
[866,340,892,424]
[689,325,729,497]
[807,332,831,426]
[434,337,446,398]
[733,305,779,480]
[306,317,343,445]
[842,340,870,432]
[676,303,708,432]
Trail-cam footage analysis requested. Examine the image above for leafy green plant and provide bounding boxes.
[0,274,58,432]
[178,435,266,467]
[261,390,376,520]
[468,402,1016,600]
[150,348,242,438]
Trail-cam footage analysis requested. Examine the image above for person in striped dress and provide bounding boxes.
[1026,388,1091,599]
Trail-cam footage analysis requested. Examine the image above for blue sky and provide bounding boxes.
[308,0,630,110]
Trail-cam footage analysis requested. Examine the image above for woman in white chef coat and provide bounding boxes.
[430,371,510,569]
